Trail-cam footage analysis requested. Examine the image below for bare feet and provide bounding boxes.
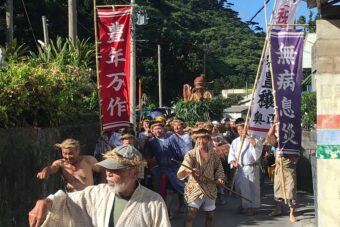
[289,208,296,223]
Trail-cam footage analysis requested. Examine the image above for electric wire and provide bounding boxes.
[21,0,38,46]
[54,2,94,36]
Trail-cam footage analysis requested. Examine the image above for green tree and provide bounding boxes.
[1,0,265,107]
[301,92,316,130]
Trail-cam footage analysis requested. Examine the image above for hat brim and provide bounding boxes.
[235,123,245,127]
[96,158,128,170]
[120,135,135,140]
[150,122,164,129]
[192,133,211,139]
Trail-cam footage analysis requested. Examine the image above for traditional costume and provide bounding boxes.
[228,136,263,209]
[267,125,299,209]
[273,156,298,207]
[41,184,170,227]
[143,133,185,196]
[109,131,123,147]
[171,133,193,156]
[41,145,170,227]
[178,147,225,205]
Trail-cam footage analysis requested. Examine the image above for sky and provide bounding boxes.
[229,0,317,31]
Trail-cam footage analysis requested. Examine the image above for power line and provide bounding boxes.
[21,0,38,46]
[245,0,271,27]
[54,2,93,36]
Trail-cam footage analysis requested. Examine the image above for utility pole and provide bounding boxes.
[158,44,162,107]
[42,16,49,46]
[203,42,207,76]
[130,0,137,128]
[68,0,77,44]
[6,0,13,43]
[203,51,206,76]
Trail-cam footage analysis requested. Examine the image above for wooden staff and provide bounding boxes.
[268,23,308,27]
[229,37,269,195]
[171,158,253,203]
[229,0,279,194]
[138,79,143,128]
[93,0,103,135]
[263,0,287,205]
[96,4,137,8]
[267,34,288,205]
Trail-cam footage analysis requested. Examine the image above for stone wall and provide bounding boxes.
[0,123,100,227]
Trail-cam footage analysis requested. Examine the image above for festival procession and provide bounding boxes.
[1,0,340,226]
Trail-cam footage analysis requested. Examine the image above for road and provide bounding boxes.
[170,180,315,227]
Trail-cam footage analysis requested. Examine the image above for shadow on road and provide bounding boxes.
[171,179,315,227]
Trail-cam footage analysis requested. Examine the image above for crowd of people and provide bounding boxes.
[29,114,298,226]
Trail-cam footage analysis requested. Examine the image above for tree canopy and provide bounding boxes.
[1,0,265,105]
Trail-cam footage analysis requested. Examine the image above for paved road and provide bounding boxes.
[170,180,315,227]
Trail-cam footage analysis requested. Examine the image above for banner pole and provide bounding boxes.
[229,37,269,195]
[265,0,288,205]
[267,30,288,205]
[130,0,137,130]
[93,0,103,135]
[229,0,276,195]
[138,79,143,129]
[96,4,137,8]
[268,23,308,27]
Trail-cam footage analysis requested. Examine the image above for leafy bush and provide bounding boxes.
[174,95,242,126]
[301,91,316,130]
[0,38,98,128]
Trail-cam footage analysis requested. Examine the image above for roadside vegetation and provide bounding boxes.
[0,38,98,127]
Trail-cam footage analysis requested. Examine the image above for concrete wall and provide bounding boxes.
[0,123,100,227]
[314,19,340,226]
[297,130,316,192]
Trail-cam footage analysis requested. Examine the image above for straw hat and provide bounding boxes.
[154,115,167,123]
[150,121,164,129]
[191,128,211,139]
[97,145,146,170]
[54,139,80,149]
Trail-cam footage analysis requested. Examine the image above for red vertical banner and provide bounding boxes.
[97,7,131,132]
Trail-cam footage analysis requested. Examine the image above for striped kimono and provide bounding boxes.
[177,147,225,204]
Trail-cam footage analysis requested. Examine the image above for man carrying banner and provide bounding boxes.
[267,26,304,223]
[267,117,299,223]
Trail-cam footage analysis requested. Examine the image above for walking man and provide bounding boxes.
[228,123,263,215]
[267,119,299,223]
[177,128,225,227]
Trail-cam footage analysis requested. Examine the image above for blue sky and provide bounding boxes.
[229,0,317,30]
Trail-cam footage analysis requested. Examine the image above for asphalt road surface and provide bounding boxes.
[170,180,315,227]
